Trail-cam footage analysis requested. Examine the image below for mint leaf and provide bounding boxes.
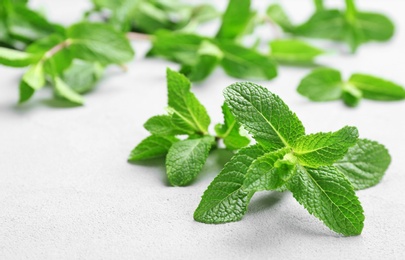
[144,115,184,136]
[348,74,405,101]
[287,165,364,236]
[216,0,251,40]
[180,40,223,82]
[166,135,214,186]
[0,47,34,67]
[217,41,278,80]
[215,103,250,150]
[293,126,359,168]
[128,135,178,161]
[22,62,45,90]
[335,139,391,190]
[297,68,343,101]
[18,80,35,103]
[62,60,104,94]
[53,77,84,105]
[167,68,210,134]
[266,4,294,32]
[194,145,265,223]
[243,148,290,191]
[148,31,205,65]
[67,22,134,65]
[270,39,324,64]
[224,82,305,150]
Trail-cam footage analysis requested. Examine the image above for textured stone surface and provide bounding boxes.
[1,0,405,259]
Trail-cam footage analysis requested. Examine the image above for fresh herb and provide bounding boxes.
[194,82,391,236]
[128,69,250,186]
[147,0,325,82]
[0,22,134,105]
[267,0,395,52]
[88,0,218,33]
[297,68,405,107]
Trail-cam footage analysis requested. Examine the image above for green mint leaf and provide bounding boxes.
[217,41,278,80]
[6,4,62,44]
[348,74,405,101]
[0,47,34,67]
[270,39,324,64]
[148,31,205,65]
[294,10,347,41]
[62,60,104,94]
[216,0,251,40]
[166,135,214,186]
[180,40,223,82]
[266,4,295,32]
[224,82,305,150]
[243,148,290,191]
[194,145,265,223]
[287,165,364,236]
[215,103,250,150]
[334,139,391,190]
[351,12,394,42]
[143,115,184,136]
[53,77,84,105]
[18,80,35,103]
[67,22,134,65]
[293,126,358,168]
[26,34,72,75]
[297,68,343,101]
[22,62,45,90]
[167,68,210,134]
[128,135,178,161]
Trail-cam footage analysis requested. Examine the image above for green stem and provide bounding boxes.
[314,0,324,12]
[345,0,357,20]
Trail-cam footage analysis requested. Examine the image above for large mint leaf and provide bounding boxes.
[67,22,134,65]
[287,165,364,236]
[243,148,290,191]
[53,77,84,105]
[166,135,214,186]
[128,135,178,161]
[297,68,343,101]
[334,139,391,190]
[215,103,250,150]
[216,0,251,40]
[62,60,104,94]
[293,126,358,167]
[166,68,210,134]
[194,145,265,223]
[224,82,305,150]
[217,41,278,80]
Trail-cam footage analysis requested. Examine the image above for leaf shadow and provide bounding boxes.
[192,148,234,184]
[41,99,83,108]
[247,192,285,214]
[127,157,170,186]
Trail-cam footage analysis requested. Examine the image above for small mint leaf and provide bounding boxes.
[128,135,178,161]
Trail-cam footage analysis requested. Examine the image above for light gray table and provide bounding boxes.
[1,1,404,259]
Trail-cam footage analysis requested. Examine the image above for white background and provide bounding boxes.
[1,0,405,259]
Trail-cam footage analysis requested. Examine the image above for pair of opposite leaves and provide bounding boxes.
[129,69,391,236]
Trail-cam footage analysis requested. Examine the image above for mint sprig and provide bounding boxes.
[267,0,394,53]
[297,68,405,107]
[128,69,250,186]
[195,82,391,236]
[0,22,134,105]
